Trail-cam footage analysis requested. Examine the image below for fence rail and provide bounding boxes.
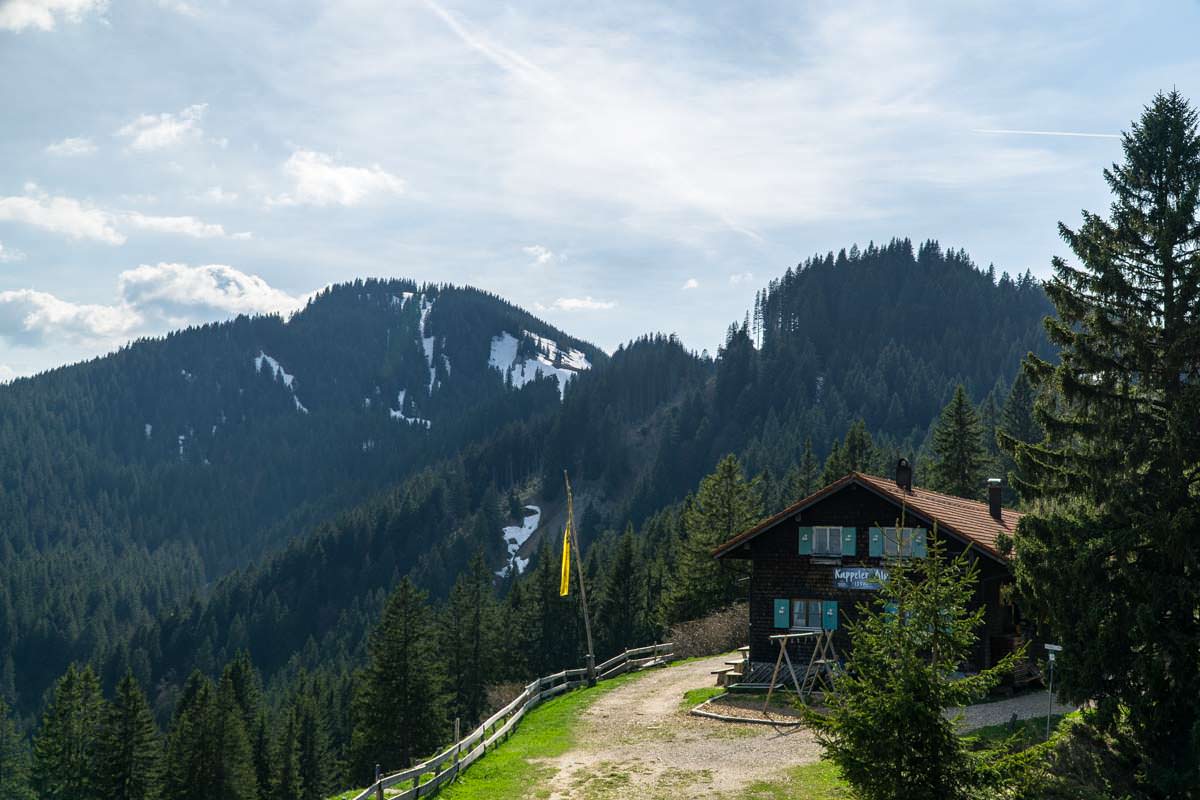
[349,642,674,800]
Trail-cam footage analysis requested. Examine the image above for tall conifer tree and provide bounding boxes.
[98,673,163,800]
[0,695,32,800]
[32,663,104,800]
[597,525,645,655]
[662,454,761,624]
[350,578,446,782]
[928,384,987,498]
[294,688,333,800]
[1006,91,1200,793]
[440,551,496,728]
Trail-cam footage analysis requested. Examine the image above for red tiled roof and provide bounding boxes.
[712,471,1021,561]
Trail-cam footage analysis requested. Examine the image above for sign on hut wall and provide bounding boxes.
[834,567,889,590]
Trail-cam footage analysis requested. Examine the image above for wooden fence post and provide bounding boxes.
[453,717,461,763]
[375,764,383,800]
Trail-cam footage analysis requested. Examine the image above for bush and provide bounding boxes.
[667,603,748,659]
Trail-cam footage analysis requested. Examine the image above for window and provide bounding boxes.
[791,598,825,629]
[812,526,841,556]
[884,527,915,557]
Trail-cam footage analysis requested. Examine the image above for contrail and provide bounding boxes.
[973,128,1120,140]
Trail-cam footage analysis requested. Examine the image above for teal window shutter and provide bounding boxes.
[773,598,790,628]
[913,528,928,558]
[798,527,813,555]
[823,600,838,631]
[841,526,856,556]
[869,527,883,557]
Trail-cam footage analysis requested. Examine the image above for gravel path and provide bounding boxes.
[537,653,822,799]
[951,691,1075,731]
[530,653,1073,799]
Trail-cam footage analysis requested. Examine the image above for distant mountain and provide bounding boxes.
[0,279,602,714]
[0,239,1054,721]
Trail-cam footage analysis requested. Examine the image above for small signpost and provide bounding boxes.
[1044,643,1062,740]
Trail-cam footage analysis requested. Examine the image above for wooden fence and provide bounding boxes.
[349,642,674,800]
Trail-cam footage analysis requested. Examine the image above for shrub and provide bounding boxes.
[667,603,749,659]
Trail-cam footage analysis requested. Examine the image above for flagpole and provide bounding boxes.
[564,470,596,685]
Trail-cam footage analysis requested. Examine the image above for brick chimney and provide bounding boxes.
[987,478,1002,520]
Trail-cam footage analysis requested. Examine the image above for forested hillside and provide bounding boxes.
[0,280,602,718]
[0,237,1053,794]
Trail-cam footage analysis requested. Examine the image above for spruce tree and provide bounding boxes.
[294,688,333,800]
[796,436,820,497]
[212,672,259,800]
[810,531,1019,800]
[270,706,301,800]
[440,551,495,728]
[996,372,1041,503]
[928,384,987,498]
[1006,91,1200,794]
[164,672,211,800]
[164,671,257,800]
[662,454,761,624]
[32,663,104,800]
[350,578,447,782]
[821,420,877,483]
[597,525,645,655]
[0,695,32,800]
[98,673,163,800]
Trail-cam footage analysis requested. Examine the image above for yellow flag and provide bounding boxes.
[559,521,572,597]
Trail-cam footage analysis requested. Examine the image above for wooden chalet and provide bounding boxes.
[712,460,1024,686]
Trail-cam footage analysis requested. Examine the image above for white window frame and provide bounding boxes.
[883,526,915,558]
[812,525,842,556]
[791,598,824,630]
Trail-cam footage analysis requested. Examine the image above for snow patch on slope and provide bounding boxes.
[254,352,309,413]
[419,296,437,394]
[488,330,591,398]
[389,389,431,428]
[495,505,540,577]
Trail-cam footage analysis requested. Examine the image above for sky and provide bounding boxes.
[1,0,1197,378]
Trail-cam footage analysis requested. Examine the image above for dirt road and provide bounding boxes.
[538,653,821,799]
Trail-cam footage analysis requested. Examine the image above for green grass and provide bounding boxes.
[680,686,725,710]
[431,672,641,800]
[734,761,850,799]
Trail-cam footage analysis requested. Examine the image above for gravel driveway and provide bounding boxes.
[537,653,822,799]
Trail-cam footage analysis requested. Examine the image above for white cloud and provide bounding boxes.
[0,264,303,347]
[0,188,125,244]
[44,136,97,157]
[116,103,207,151]
[728,272,754,285]
[197,186,238,204]
[0,0,106,31]
[122,212,249,240]
[0,289,141,345]
[0,241,24,263]
[523,244,553,264]
[551,296,615,311]
[117,263,303,323]
[681,278,698,290]
[0,187,250,243]
[270,148,404,207]
[0,364,16,383]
